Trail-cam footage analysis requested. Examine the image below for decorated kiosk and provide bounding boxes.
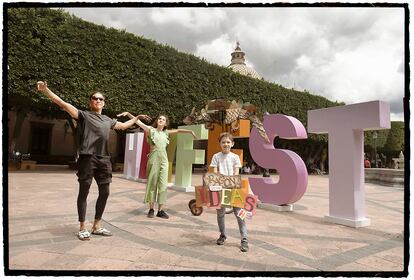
[183,99,265,216]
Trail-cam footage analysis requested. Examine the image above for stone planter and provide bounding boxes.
[365,168,404,187]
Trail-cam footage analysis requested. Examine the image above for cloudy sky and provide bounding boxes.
[62,6,405,121]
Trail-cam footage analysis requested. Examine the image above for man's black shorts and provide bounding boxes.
[76,155,112,185]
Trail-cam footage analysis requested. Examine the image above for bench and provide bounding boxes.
[20,160,37,170]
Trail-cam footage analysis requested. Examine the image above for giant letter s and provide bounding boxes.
[248,114,308,205]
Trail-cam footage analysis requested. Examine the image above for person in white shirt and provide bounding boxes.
[210,133,248,252]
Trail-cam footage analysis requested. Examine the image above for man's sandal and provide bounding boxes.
[91,228,112,236]
[77,229,91,241]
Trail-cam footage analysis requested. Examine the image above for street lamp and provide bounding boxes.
[373,131,378,168]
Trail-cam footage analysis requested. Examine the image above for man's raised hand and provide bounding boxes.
[36,81,47,92]
[138,115,152,122]
[117,112,130,118]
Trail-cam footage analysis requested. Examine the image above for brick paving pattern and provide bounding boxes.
[7,167,405,274]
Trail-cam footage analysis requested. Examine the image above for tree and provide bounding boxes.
[384,121,405,166]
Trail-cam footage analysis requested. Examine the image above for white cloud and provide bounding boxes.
[391,112,404,122]
[61,7,405,120]
[195,34,233,66]
[151,8,227,31]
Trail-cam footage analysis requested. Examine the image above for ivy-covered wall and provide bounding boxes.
[7,7,340,127]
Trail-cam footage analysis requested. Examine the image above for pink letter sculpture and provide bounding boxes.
[123,132,145,181]
[248,114,308,206]
[308,101,390,227]
[138,131,150,182]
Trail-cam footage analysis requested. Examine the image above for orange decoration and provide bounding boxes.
[207,120,250,172]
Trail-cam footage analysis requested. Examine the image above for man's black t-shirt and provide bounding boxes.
[76,110,117,157]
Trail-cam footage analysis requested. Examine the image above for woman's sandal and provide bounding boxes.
[91,227,112,236]
[77,229,91,241]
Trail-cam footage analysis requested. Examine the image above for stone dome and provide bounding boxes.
[228,64,262,79]
[227,42,262,80]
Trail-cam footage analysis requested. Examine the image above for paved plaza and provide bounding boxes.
[6,166,406,275]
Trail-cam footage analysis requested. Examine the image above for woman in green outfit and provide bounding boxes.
[117,113,197,219]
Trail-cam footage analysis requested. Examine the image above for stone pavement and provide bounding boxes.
[6,166,406,275]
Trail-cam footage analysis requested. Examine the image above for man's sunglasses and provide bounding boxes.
[91,96,105,101]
